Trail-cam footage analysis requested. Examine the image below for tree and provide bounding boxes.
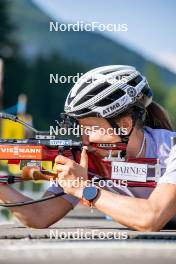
[0,0,17,59]
[145,63,166,104]
[165,86,176,129]
[23,53,87,129]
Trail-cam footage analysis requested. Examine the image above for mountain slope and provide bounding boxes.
[8,0,176,86]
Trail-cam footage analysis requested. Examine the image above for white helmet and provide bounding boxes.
[64,65,152,118]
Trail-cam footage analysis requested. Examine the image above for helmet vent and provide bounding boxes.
[128,75,142,87]
[103,70,117,75]
[74,108,92,116]
[76,79,93,94]
[95,89,125,107]
[74,82,110,107]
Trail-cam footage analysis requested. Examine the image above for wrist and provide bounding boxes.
[81,185,101,207]
[69,180,88,198]
[91,187,101,207]
[71,186,84,199]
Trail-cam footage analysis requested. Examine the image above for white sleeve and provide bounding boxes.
[158,145,176,184]
[47,184,79,208]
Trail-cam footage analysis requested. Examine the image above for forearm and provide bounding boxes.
[74,187,155,231]
[94,189,155,231]
[0,185,46,227]
[0,185,74,228]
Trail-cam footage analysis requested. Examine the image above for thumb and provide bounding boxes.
[80,147,88,170]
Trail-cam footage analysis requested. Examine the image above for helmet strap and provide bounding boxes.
[107,107,145,146]
[107,117,131,142]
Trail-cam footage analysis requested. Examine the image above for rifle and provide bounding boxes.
[0,113,167,207]
[0,113,127,207]
[0,113,83,207]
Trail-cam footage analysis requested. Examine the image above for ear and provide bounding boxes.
[117,116,133,133]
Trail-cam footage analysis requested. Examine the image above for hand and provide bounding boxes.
[55,147,88,196]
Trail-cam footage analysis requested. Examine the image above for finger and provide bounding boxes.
[55,155,72,165]
[55,164,67,173]
[80,147,88,170]
[57,172,70,187]
[57,171,65,180]
[57,172,65,187]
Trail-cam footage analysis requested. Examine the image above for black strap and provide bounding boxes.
[0,192,65,207]
[8,175,15,184]
[107,107,145,146]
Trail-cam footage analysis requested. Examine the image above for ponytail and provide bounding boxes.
[145,101,174,131]
[115,101,174,131]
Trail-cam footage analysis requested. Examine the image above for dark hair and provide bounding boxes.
[115,101,174,131]
[145,101,174,130]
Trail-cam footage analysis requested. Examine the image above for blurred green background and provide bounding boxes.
[0,0,175,221]
[0,0,176,129]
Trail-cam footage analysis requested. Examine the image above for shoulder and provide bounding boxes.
[144,126,176,146]
[144,126,176,164]
[158,145,176,184]
[144,126,176,138]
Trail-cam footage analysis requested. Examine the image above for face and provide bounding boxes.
[78,116,132,145]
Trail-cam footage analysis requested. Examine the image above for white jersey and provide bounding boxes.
[47,126,176,208]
